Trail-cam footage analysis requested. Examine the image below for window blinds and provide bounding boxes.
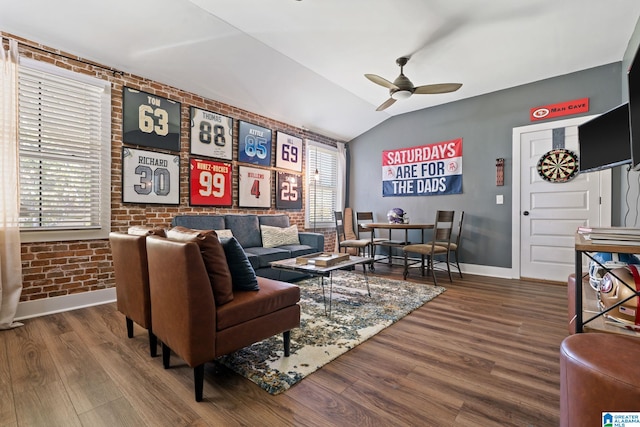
[308,143,338,225]
[18,66,106,230]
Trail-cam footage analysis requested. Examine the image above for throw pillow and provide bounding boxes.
[127,225,166,237]
[221,237,259,291]
[215,229,234,240]
[260,224,300,248]
[166,226,234,305]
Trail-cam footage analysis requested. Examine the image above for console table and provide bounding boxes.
[574,232,640,334]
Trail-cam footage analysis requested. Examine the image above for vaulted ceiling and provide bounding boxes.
[2,0,640,141]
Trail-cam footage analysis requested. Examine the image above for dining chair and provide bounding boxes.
[401,210,455,285]
[450,211,464,277]
[356,211,389,258]
[334,210,370,256]
[424,211,464,278]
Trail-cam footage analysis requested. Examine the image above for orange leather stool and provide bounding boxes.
[560,333,640,426]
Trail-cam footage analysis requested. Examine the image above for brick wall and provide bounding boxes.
[9,35,338,302]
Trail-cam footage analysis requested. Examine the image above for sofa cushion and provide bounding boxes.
[243,251,260,271]
[260,224,300,248]
[172,215,226,231]
[224,215,262,248]
[244,246,292,268]
[216,277,300,330]
[258,214,291,228]
[215,229,234,239]
[221,237,260,291]
[166,226,234,306]
[277,244,317,258]
[127,225,166,237]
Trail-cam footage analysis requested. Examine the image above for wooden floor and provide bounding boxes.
[0,265,569,427]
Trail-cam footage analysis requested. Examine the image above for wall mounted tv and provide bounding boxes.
[578,102,631,173]
[629,44,640,170]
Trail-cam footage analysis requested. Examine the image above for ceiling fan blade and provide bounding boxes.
[365,74,399,90]
[413,83,462,94]
[376,98,396,111]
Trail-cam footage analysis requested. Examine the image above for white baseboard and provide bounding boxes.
[12,264,513,320]
[15,287,116,321]
[459,263,514,279]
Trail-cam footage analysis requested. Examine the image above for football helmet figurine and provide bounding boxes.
[588,252,639,291]
[387,208,405,224]
[599,265,640,329]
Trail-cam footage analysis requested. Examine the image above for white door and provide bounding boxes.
[512,116,611,282]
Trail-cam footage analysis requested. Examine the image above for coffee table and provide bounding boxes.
[270,253,373,316]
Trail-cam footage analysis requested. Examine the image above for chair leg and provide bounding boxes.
[126,317,134,338]
[403,251,409,280]
[149,330,158,357]
[283,330,291,357]
[446,253,453,282]
[194,364,205,402]
[453,250,463,278]
[429,256,438,286]
[162,342,171,369]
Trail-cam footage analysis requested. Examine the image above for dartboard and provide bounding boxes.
[537,149,579,183]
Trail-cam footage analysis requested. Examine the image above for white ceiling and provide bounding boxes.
[2,0,640,141]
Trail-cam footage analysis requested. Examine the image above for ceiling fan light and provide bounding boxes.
[391,89,412,100]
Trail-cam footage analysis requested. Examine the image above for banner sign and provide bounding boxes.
[382,138,463,197]
[530,97,589,121]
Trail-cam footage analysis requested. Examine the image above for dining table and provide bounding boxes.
[361,222,434,268]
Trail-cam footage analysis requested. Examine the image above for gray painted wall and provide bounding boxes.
[348,64,623,269]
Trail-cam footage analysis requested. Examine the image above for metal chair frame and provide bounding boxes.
[401,210,455,285]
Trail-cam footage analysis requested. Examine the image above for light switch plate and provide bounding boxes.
[496,195,504,204]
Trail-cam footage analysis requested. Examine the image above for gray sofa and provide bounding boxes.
[171,214,324,281]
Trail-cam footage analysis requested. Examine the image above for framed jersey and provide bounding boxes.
[275,132,303,172]
[122,147,180,204]
[276,172,302,209]
[189,158,233,206]
[122,87,181,152]
[189,107,233,160]
[238,120,272,166]
[238,165,271,208]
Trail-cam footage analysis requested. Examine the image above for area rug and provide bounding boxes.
[218,270,446,395]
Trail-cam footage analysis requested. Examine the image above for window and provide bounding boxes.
[18,58,111,242]
[306,140,338,229]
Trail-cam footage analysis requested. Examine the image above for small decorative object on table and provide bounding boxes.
[387,208,406,224]
[296,252,350,267]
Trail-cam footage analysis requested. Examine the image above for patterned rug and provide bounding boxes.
[218,270,446,395]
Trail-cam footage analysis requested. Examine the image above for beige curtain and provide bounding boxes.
[0,39,23,329]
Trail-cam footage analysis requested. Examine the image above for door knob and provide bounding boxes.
[523,211,530,216]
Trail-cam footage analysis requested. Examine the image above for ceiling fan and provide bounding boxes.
[365,57,462,111]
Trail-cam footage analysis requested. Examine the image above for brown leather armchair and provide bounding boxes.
[145,236,301,401]
[109,231,158,357]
